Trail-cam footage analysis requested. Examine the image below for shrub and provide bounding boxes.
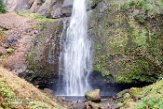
[0,0,5,13]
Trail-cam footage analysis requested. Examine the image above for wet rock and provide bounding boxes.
[85,89,101,102]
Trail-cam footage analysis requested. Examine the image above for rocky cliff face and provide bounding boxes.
[24,19,63,87]
[4,0,70,18]
[2,0,163,85]
[90,0,163,83]
[0,11,63,87]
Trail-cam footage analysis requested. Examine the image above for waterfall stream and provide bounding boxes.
[57,0,93,96]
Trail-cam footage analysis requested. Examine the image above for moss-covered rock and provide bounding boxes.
[90,0,163,83]
[0,0,5,13]
[85,89,101,102]
[116,80,163,109]
[19,14,63,87]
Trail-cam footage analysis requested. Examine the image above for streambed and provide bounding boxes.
[47,72,150,109]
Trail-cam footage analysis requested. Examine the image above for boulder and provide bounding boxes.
[85,89,101,102]
[4,0,33,12]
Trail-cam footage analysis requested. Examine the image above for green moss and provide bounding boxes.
[26,51,53,78]
[29,101,53,109]
[0,81,21,108]
[92,0,163,83]
[115,59,157,83]
[17,12,60,32]
[129,24,147,46]
[147,34,163,62]
[6,48,15,54]
[26,52,41,73]
[136,96,163,109]
[17,12,54,23]
[0,29,6,42]
[29,101,66,109]
[0,67,65,109]
[94,53,111,77]
[134,15,145,24]
[121,0,163,13]
[88,0,94,5]
[0,0,5,13]
[117,80,163,109]
[0,82,16,100]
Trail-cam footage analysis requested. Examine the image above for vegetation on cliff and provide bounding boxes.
[0,0,163,108]
[0,0,5,13]
[91,0,163,83]
[116,80,163,109]
[0,67,65,109]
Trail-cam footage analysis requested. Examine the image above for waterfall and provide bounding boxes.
[57,0,93,96]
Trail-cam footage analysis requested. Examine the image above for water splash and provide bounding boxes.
[57,0,93,96]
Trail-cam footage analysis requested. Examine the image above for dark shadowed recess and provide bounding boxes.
[48,71,150,99]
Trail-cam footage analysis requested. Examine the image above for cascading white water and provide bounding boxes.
[58,0,92,96]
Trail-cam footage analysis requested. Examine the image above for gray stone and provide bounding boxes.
[85,89,101,102]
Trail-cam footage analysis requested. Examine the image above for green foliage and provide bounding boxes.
[17,12,54,23]
[129,24,147,46]
[29,101,51,109]
[0,29,6,42]
[0,67,65,109]
[0,82,16,100]
[6,48,15,54]
[122,0,163,13]
[29,101,66,109]
[0,0,5,13]
[135,80,163,109]
[26,52,41,73]
[121,0,163,24]
[94,53,111,78]
[93,0,163,83]
[114,18,162,83]
[147,34,163,62]
[88,0,94,5]
[134,15,145,24]
[17,12,56,31]
[115,59,157,83]
[136,97,163,109]
[117,80,163,109]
